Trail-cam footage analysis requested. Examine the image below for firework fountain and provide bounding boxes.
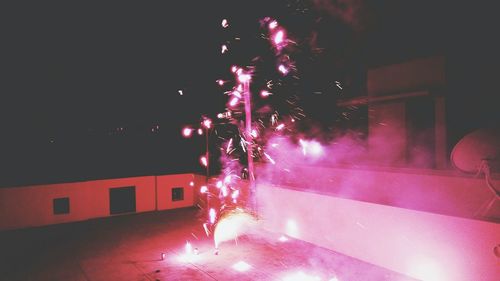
[181,16,306,253]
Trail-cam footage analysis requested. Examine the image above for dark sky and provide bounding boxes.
[1,0,498,186]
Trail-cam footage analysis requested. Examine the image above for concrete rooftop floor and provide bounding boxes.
[0,208,417,281]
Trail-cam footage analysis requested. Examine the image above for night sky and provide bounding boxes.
[1,0,498,187]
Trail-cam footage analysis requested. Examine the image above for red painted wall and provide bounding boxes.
[0,174,203,231]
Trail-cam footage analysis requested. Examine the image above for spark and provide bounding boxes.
[221,19,229,28]
[197,128,203,135]
[278,64,289,75]
[231,65,239,73]
[250,129,258,138]
[271,114,277,125]
[231,190,239,199]
[335,81,343,90]
[276,123,285,131]
[203,223,210,236]
[238,73,251,83]
[264,152,276,164]
[200,156,208,167]
[269,20,278,30]
[209,208,216,224]
[216,181,223,189]
[178,89,183,95]
[221,185,229,197]
[189,181,194,187]
[229,97,239,107]
[200,185,208,194]
[216,79,225,86]
[221,44,228,54]
[226,138,233,154]
[236,84,243,92]
[240,138,247,152]
[182,127,193,138]
[260,90,272,97]
[203,118,212,129]
[273,30,285,45]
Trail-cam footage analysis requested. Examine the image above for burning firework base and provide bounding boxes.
[163,206,415,281]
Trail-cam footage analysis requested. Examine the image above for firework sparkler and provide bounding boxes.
[180,14,327,255]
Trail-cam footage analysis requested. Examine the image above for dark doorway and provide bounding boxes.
[109,186,136,215]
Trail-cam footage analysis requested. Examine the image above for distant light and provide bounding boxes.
[217,79,225,86]
[197,128,203,135]
[189,181,194,187]
[232,261,251,272]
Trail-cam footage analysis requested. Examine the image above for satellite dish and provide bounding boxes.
[451,128,500,174]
